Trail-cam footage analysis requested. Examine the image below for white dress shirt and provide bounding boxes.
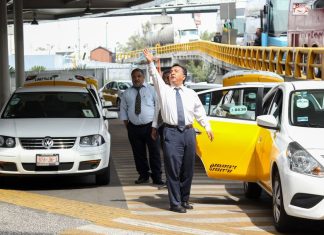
[148,62,211,131]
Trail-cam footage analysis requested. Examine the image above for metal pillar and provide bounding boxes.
[0,0,10,109]
[14,0,25,88]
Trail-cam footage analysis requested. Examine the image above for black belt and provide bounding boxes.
[129,122,152,127]
[164,123,193,129]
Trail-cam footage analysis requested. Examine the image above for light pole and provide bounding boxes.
[105,21,108,49]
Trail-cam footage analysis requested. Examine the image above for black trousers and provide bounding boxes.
[127,122,162,181]
[163,126,196,207]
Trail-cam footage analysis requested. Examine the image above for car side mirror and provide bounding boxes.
[103,110,118,120]
[256,115,279,130]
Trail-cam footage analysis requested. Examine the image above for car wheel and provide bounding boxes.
[95,163,111,185]
[243,182,262,199]
[272,171,292,232]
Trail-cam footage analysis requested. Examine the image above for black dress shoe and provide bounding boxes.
[153,179,165,185]
[170,205,186,213]
[135,177,149,184]
[181,202,193,209]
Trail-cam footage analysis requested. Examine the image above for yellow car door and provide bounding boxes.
[195,86,264,181]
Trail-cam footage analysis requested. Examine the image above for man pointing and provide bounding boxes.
[143,48,214,213]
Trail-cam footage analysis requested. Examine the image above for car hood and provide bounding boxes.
[288,127,324,150]
[0,119,101,137]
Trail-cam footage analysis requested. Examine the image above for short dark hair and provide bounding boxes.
[162,69,170,79]
[131,68,145,77]
[171,63,187,78]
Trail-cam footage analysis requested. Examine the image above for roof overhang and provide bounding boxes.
[6,0,154,24]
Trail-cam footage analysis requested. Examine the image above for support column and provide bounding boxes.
[0,0,10,108]
[14,0,24,88]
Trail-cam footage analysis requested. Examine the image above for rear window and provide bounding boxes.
[2,92,100,118]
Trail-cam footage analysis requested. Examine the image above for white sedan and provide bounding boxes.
[0,80,113,185]
[255,81,324,231]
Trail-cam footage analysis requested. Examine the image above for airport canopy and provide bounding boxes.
[5,0,156,24]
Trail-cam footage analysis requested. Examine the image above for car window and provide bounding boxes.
[118,82,131,90]
[105,82,112,89]
[262,90,277,115]
[268,89,283,123]
[209,87,258,121]
[2,92,100,119]
[290,89,324,127]
[112,82,118,89]
[198,92,212,114]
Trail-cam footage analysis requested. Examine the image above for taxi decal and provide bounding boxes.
[209,163,237,173]
[229,105,247,115]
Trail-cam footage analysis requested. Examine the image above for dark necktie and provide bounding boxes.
[135,87,141,115]
[157,110,163,127]
[175,88,185,131]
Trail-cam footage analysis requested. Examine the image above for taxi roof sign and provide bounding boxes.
[24,74,97,88]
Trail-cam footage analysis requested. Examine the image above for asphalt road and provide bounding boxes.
[1,119,324,234]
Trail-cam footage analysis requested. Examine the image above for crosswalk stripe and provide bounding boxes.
[77,224,153,235]
[175,217,273,223]
[127,203,268,209]
[122,184,242,191]
[124,190,243,196]
[239,226,275,232]
[113,217,238,235]
[131,209,271,216]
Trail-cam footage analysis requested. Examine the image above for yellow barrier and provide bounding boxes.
[116,41,324,80]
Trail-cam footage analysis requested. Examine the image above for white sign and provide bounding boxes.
[296,98,309,108]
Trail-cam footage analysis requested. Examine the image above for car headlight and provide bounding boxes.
[79,134,105,147]
[287,141,324,177]
[0,135,16,148]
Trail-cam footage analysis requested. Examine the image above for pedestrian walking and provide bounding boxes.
[143,49,214,213]
[120,68,164,185]
[254,28,262,46]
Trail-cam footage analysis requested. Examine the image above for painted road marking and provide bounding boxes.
[131,209,271,216]
[114,217,238,235]
[175,216,273,223]
[77,224,154,235]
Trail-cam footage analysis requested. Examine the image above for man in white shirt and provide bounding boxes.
[143,49,214,213]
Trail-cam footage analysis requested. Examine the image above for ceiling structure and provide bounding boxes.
[5,0,161,24]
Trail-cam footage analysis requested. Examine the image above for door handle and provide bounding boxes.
[194,128,202,135]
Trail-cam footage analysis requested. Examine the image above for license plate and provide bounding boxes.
[36,154,59,166]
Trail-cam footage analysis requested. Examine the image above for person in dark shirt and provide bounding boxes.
[254,28,262,46]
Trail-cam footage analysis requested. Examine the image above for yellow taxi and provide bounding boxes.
[193,70,302,231]
[99,80,132,108]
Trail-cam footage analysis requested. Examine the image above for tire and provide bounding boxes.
[272,171,292,232]
[95,164,111,185]
[243,182,262,199]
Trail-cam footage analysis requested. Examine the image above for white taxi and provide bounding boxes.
[194,80,324,232]
[256,81,324,231]
[0,74,113,185]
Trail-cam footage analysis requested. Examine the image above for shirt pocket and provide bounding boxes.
[143,93,155,107]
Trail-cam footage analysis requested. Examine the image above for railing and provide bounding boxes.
[116,41,324,80]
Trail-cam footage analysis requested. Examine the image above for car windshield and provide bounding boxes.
[290,90,324,127]
[2,92,100,118]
